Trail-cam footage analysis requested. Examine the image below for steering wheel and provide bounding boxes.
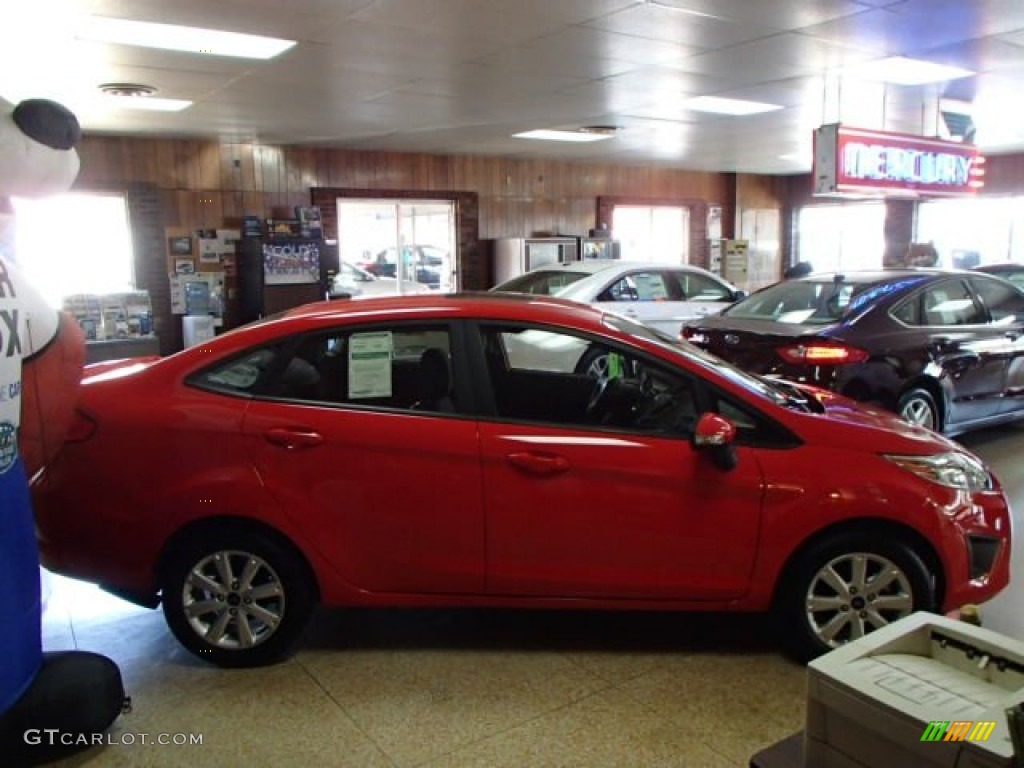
[586,373,613,418]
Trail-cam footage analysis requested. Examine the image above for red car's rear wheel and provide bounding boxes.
[160,527,315,667]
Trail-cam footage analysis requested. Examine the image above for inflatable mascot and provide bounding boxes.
[0,99,125,765]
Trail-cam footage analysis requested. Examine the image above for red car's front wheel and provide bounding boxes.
[778,532,936,661]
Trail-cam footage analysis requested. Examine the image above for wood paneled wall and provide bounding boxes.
[75,136,734,239]
[74,135,736,350]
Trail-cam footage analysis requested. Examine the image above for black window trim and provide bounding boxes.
[463,318,801,447]
[889,276,991,329]
[187,318,482,418]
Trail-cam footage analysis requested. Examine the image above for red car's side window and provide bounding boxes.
[479,324,699,435]
[193,325,459,415]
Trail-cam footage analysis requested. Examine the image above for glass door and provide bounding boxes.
[611,205,689,264]
[336,199,456,295]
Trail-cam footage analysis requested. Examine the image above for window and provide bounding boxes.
[916,197,1024,267]
[797,203,885,273]
[12,194,134,309]
[670,271,733,302]
[611,205,689,264]
[192,325,458,414]
[725,279,859,325]
[912,280,986,327]
[480,323,699,434]
[493,270,589,296]
[969,276,1024,325]
[190,345,287,396]
[598,272,674,302]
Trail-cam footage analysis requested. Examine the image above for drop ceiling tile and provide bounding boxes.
[640,0,872,30]
[560,67,733,111]
[348,0,581,48]
[800,7,995,57]
[84,0,352,44]
[996,29,1024,49]
[511,26,706,69]
[17,0,1024,171]
[583,3,782,50]
[470,45,639,83]
[911,36,1024,75]
[671,32,877,87]
[883,0,1024,38]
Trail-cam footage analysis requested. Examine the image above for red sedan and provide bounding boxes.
[33,294,1011,666]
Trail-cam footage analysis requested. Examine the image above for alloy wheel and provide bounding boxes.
[803,552,914,649]
[900,396,935,429]
[182,550,285,650]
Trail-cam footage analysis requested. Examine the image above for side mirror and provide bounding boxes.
[692,412,739,471]
[732,290,747,302]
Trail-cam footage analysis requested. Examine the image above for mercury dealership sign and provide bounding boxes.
[813,124,984,197]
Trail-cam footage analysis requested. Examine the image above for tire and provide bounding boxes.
[777,533,936,662]
[160,527,315,667]
[898,387,940,431]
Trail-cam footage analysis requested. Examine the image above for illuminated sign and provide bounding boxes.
[813,124,985,197]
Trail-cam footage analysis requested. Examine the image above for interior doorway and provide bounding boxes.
[336,199,457,293]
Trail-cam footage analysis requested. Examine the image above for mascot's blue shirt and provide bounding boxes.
[0,253,60,712]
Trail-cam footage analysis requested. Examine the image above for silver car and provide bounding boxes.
[492,261,745,336]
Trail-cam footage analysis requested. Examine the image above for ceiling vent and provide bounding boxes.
[98,83,157,98]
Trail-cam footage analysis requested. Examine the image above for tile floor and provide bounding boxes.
[36,423,1024,768]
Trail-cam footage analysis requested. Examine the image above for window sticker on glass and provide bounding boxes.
[634,274,668,301]
[348,331,393,398]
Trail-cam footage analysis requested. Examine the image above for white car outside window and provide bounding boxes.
[331,261,431,298]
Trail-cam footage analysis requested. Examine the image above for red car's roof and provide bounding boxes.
[278,291,606,326]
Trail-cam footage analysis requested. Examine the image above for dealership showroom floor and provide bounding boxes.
[36,424,1024,768]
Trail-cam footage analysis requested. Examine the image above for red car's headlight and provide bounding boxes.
[884,451,995,493]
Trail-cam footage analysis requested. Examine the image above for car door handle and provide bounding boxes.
[264,427,324,450]
[506,452,569,475]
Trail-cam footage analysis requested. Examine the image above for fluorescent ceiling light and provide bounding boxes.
[844,56,974,86]
[683,96,783,116]
[99,94,192,111]
[513,129,614,143]
[77,16,296,59]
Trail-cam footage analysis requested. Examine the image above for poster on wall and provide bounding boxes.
[263,242,321,285]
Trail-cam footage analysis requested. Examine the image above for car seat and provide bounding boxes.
[413,347,455,412]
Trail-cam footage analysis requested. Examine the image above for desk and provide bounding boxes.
[750,731,804,768]
[85,337,161,364]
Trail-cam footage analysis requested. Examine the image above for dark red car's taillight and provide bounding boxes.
[64,409,97,443]
[776,342,869,365]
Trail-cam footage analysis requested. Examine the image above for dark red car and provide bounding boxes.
[33,294,1011,667]
[682,269,1024,435]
